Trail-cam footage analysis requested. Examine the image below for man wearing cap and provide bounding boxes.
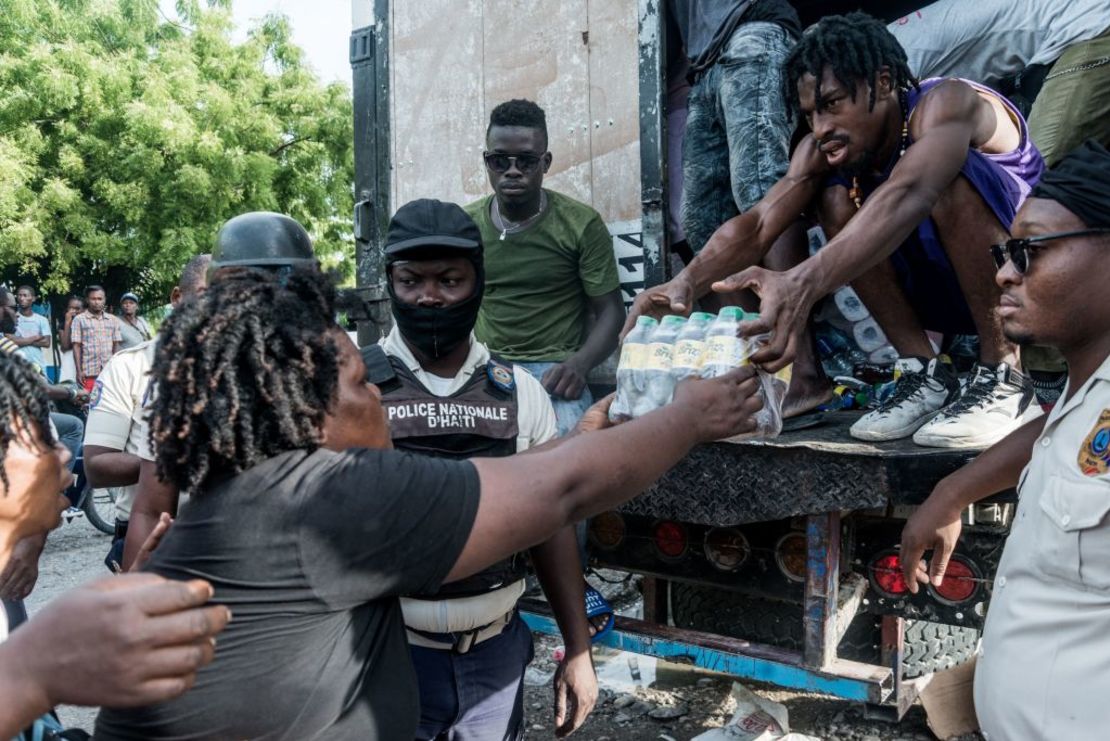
[84,256,210,573]
[116,292,152,350]
[899,140,1110,739]
[373,199,597,739]
[121,212,318,569]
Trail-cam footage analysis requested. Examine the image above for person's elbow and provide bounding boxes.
[83,450,110,488]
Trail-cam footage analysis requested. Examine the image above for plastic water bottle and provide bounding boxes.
[671,312,714,383]
[610,316,657,422]
[834,286,870,322]
[636,315,686,416]
[852,317,888,353]
[701,307,746,379]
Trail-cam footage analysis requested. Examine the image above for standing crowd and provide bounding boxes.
[0,2,1109,740]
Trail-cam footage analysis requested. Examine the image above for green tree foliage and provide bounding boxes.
[0,0,354,301]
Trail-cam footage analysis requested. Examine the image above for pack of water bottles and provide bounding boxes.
[610,307,788,440]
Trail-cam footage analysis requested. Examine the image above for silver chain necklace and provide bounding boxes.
[492,191,547,240]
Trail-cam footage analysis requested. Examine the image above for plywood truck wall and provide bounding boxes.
[388,0,647,304]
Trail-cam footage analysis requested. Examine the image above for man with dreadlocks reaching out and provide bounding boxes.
[627,12,1045,448]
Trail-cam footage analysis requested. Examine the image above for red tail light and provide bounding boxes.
[869,553,909,596]
[931,558,979,604]
[653,521,688,560]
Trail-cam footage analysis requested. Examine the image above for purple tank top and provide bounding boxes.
[908,77,1044,198]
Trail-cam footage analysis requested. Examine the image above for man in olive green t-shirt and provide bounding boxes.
[465,99,625,434]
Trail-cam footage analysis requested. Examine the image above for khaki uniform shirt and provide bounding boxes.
[84,341,155,521]
[976,351,1110,739]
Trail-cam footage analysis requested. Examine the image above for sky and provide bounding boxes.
[162,0,355,87]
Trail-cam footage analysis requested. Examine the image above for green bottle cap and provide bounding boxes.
[746,312,760,321]
[690,312,715,323]
[661,315,687,326]
[636,316,659,327]
[718,306,744,320]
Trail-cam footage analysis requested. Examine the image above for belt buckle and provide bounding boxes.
[453,629,479,655]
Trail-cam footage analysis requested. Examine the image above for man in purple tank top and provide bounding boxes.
[626,12,1046,449]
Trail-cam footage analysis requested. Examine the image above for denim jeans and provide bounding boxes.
[50,412,82,473]
[682,21,796,253]
[513,361,594,437]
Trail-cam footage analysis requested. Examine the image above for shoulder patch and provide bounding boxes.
[1078,408,1110,477]
[487,358,515,393]
[88,379,104,410]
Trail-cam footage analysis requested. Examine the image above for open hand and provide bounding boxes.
[900,484,964,593]
[620,275,696,339]
[13,574,231,709]
[712,266,816,371]
[672,366,763,442]
[553,651,598,737]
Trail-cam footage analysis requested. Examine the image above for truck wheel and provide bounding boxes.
[669,583,978,678]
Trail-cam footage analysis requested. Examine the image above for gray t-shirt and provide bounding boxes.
[95,447,481,740]
[890,0,1110,87]
[117,316,152,350]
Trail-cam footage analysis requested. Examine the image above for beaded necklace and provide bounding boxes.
[849,91,911,210]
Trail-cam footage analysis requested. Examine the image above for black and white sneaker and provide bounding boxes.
[850,356,960,442]
[913,362,1033,449]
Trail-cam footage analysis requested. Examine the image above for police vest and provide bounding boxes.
[365,344,526,599]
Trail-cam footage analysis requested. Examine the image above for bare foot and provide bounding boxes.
[783,376,835,418]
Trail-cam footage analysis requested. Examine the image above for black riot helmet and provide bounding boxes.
[211,212,318,271]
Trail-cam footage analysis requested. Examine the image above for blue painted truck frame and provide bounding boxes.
[521,512,916,713]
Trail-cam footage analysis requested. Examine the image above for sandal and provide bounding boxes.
[585,584,615,643]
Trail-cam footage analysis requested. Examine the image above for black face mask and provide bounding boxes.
[387,261,485,359]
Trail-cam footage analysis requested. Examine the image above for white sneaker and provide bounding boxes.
[850,357,959,441]
[913,363,1033,449]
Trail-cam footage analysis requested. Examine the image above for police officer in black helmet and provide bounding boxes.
[209,211,319,273]
[367,199,599,738]
[121,211,319,569]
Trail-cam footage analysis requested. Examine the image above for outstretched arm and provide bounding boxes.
[447,368,762,582]
[622,140,825,334]
[725,82,990,368]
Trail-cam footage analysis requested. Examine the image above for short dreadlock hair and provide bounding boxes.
[487,99,548,146]
[0,353,56,494]
[783,12,918,116]
[147,266,341,494]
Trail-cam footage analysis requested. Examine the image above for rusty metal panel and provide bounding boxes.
[586,0,641,223]
[390,0,486,207]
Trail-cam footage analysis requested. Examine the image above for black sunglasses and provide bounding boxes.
[990,228,1110,274]
[482,151,544,174]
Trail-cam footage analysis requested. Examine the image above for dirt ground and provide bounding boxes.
[34,520,978,740]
